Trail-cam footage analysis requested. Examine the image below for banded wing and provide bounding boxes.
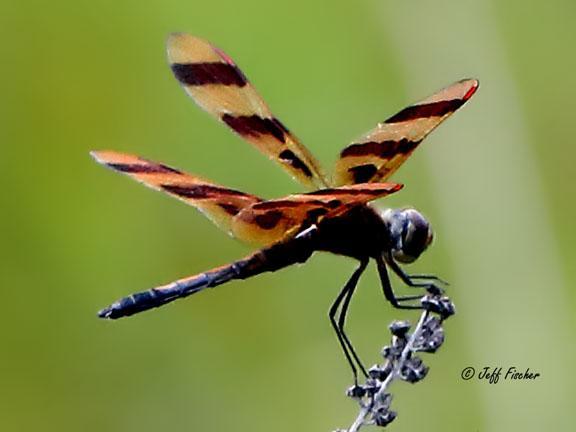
[334,79,479,185]
[91,151,262,236]
[231,183,403,245]
[167,33,327,189]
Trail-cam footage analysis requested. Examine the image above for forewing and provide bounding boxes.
[91,150,262,236]
[231,183,403,245]
[167,33,327,189]
[334,79,479,185]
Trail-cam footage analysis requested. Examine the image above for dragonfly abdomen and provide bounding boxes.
[98,268,232,319]
[98,230,316,319]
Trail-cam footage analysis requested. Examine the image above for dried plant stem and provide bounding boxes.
[337,295,455,431]
[346,310,430,432]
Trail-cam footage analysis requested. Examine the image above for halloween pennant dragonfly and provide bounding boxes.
[93,32,478,381]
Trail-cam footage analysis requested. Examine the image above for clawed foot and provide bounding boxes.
[409,274,450,286]
[406,274,449,296]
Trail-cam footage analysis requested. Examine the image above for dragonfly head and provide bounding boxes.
[381,208,434,263]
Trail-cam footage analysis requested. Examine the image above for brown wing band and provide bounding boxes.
[171,62,248,87]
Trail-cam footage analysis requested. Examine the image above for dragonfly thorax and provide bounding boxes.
[381,208,434,263]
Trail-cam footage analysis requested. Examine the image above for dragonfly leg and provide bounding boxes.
[382,255,445,296]
[408,274,450,286]
[376,256,424,310]
[329,259,369,384]
[337,259,370,379]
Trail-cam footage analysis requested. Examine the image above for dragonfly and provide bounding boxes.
[93,32,478,382]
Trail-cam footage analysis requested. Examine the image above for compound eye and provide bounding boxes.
[397,209,433,263]
[425,228,434,248]
[382,208,433,263]
[393,248,417,264]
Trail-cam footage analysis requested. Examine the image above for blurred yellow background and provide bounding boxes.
[2,0,575,431]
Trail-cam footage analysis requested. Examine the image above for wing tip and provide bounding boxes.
[90,149,126,165]
[166,32,213,63]
[342,182,404,193]
[166,32,187,61]
[374,182,403,193]
[391,182,404,192]
[166,31,196,48]
[89,150,108,165]
[90,150,142,168]
[460,78,480,101]
[167,31,187,40]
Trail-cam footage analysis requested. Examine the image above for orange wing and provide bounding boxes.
[91,151,262,236]
[334,79,479,185]
[231,183,403,245]
[167,33,327,190]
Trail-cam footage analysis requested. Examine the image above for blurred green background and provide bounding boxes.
[2,0,575,430]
